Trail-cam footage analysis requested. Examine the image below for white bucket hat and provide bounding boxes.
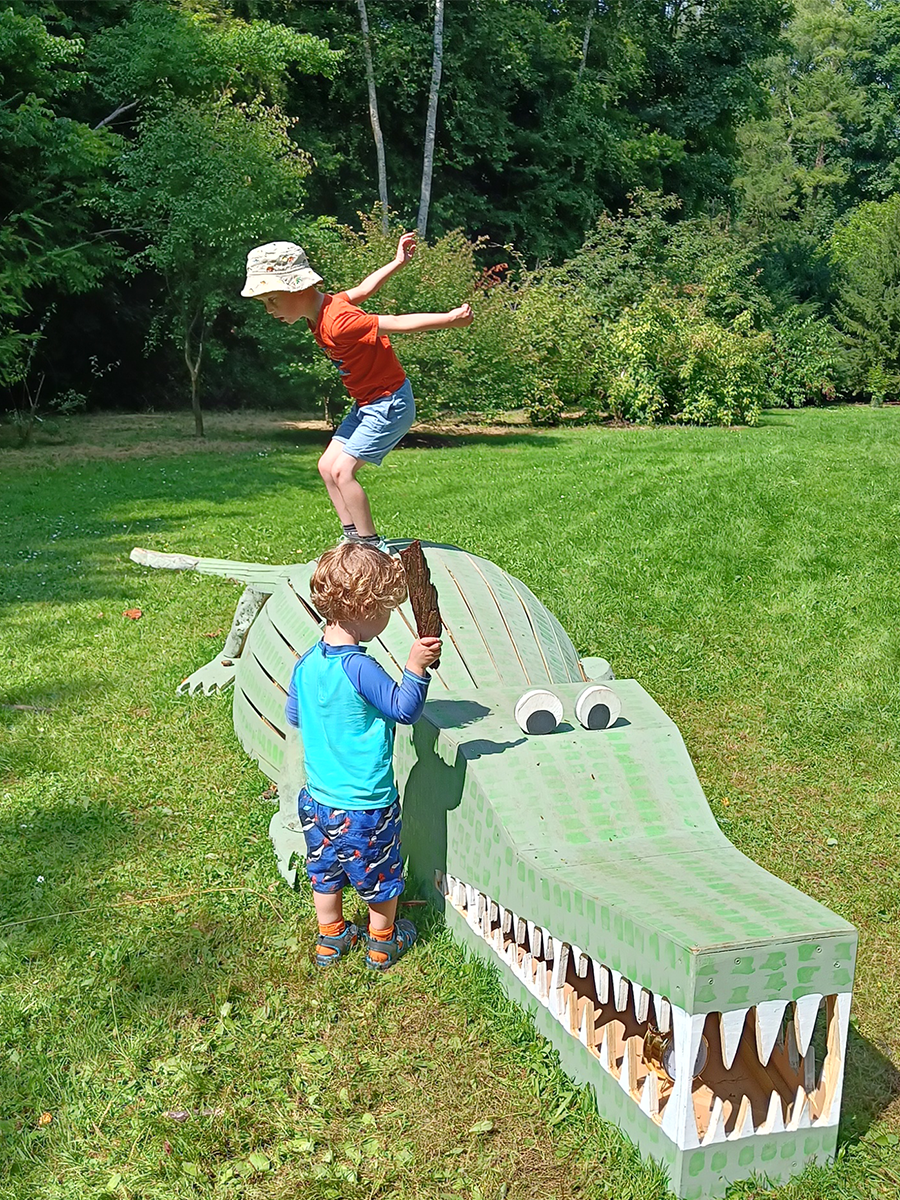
[240,241,323,297]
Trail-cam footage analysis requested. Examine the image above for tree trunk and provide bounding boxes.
[579,1,595,79]
[184,309,205,438]
[356,0,389,234]
[417,0,444,238]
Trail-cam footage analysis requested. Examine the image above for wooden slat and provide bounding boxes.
[468,556,555,685]
[246,607,299,691]
[426,556,498,684]
[507,574,580,683]
[233,689,285,775]
[236,651,289,737]
[440,554,529,687]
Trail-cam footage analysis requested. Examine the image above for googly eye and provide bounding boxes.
[574,684,621,730]
[514,689,563,735]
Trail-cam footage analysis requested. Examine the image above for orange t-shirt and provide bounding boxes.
[309,292,406,405]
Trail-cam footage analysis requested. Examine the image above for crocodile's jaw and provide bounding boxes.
[394,684,856,1199]
[436,869,851,1197]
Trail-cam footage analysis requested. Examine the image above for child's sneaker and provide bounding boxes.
[315,921,359,968]
[365,918,417,970]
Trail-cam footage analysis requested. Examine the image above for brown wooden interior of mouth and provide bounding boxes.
[458,878,840,1139]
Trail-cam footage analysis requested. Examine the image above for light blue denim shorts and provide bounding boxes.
[332,377,415,465]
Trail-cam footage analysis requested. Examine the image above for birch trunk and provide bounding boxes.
[356,0,389,233]
[417,0,444,238]
[579,1,595,79]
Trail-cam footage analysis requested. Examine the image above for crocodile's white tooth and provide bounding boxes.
[619,1038,636,1093]
[544,934,554,961]
[794,994,823,1058]
[661,1005,706,1147]
[754,1000,787,1065]
[572,945,589,978]
[520,951,535,991]
[578,1001,593,1047]
[527,920,539,956]
[634,984,651,1024]
[549,945,569,1018]
[488,899,499,927]
[639,1068,659,1117]
[434,868,444,892]
[788,1085,811,1130]
[760,1089,785,1135]
[818,993,852,1125]
[719,1009,747,1071]
[653,993,671,1034]
[515,916,527,948]
[599,1028,611,1071]
[504,940,517,969]
[593,961,610,1005]
[787,1021,801,1071]
[492,924,504,954]
[452,878,465,908]
[501,908,512,935]
[609,969,628,1011]
[728,1095,754,1140]
[701,1096,726,1145]
[535,958,550,1002]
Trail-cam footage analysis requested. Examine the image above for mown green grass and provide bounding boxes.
[1,406,898,1199]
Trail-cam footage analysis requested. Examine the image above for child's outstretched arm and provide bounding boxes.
[345,233,416,305]
[377,304,473,335]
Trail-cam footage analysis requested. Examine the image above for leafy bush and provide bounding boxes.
[767,310,842,407]
[600,288,768,426]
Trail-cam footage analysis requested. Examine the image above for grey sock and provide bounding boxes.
[341,523,358,539]
[358,533,381,547]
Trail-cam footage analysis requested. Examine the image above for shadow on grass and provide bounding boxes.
[0,451,324,613]
[840,1026,900,1145]
[0,799,135,930]
[268,422,562,452]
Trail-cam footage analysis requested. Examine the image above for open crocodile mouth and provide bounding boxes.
[437,870,851,1151]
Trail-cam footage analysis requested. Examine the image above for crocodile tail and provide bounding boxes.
[129,546,296,592]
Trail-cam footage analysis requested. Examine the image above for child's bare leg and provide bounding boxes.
[367,896,398,934]
[318,441,355,526]
[312,889,343,925]
[329,450,376,537]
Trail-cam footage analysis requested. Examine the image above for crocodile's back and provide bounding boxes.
[232,543,586,777]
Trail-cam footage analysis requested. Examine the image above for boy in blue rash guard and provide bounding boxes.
[286,542,441,969]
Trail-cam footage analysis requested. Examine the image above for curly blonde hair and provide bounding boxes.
[310,543,407,624]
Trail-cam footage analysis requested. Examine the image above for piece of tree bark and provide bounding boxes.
[399,540,442,639]
[357,0,390,233]
[417,0,444,238]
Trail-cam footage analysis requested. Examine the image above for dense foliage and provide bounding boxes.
[2,0,899,433]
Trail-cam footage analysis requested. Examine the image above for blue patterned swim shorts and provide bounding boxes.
[297,787,404,903]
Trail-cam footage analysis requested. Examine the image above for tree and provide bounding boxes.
[356,0,390,233]
[830,194,900,404]
[416,0,444,237]
[110,95,311,436]
[96,3,340,433]
[0,5,117,405]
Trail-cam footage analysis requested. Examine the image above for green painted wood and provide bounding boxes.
[507,573,581,683]
[438,552,531,687]
[423,555,499,686]
[149,539,856,1198]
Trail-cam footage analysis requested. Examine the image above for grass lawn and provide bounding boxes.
[1,406,899,1199]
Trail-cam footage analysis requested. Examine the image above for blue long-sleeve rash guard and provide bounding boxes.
[285,641,430,809]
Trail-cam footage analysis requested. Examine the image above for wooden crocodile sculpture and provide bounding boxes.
[131,540,856,1199]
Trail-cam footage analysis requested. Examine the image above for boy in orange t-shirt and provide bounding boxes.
[241,235,473,552]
